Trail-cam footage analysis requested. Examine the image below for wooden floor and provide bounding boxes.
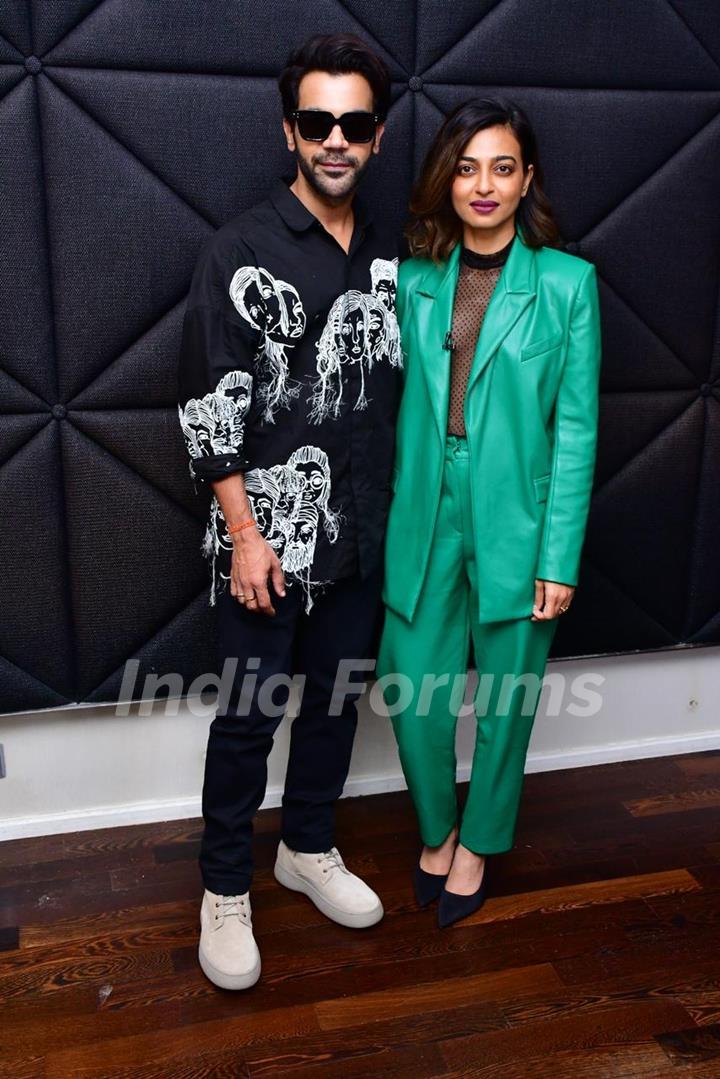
[3,751,720,1078]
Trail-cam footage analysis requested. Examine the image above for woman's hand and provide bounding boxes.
[531,579,575,621]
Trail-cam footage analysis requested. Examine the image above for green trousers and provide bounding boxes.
[377,434,559,854]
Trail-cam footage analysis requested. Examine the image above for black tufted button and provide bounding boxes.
[24,55,42,74]
[408,76,423,92]
[700,383,713,397]
[565,241,578,253]
[51,403,67,419]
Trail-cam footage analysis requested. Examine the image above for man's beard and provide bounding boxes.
[296,149,372,200]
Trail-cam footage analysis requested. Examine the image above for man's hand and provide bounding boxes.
[531,579,575,621]
[230,527,286,616]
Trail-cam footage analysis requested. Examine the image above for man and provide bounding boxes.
[177,33,401,990]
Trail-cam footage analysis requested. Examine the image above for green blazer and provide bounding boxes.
[383,225,602,625]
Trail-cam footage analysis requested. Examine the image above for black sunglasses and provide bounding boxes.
[292,109,379,144]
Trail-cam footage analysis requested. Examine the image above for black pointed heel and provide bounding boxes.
[413,862,448,908]
[437,857,490,928]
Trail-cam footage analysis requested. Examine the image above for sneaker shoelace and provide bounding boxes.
[214,894,250,923]
[316,847,349,875]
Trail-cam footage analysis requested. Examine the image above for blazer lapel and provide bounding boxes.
[465,228,537,395]
[413,243,461,444]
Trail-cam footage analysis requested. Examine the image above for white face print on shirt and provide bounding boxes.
[177,368,253,470]
[308,285,402,424]
[370,256,398,313]
[229,265,306,424]
[242,445,341,609]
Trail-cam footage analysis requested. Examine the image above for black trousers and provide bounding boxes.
[199,563,384,894]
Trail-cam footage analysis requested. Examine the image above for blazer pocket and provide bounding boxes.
[533,473,551,502]
[521,330,564,363]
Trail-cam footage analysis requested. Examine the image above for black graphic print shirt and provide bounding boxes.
[177,176,402,611]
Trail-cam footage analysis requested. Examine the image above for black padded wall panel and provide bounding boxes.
[2,1,720,713]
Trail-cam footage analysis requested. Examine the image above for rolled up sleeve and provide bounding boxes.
[177,236,260,488]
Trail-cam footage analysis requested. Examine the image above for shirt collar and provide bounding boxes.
[270,174,373,233]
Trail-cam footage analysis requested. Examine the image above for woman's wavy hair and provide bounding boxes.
[406,97,561,263]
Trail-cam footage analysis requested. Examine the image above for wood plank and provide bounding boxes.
[43,1005,318,1078]
[439,998,693,1071]
[315,963,562,1030]
[623,787,720,817]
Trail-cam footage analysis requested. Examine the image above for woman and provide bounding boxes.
[377,98,601,928]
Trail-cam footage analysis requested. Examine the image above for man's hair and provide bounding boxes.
[278,33,391,123]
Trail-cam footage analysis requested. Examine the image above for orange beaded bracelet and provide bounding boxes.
[227,517,256,535]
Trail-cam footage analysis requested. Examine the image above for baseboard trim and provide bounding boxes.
[2,729,719,841]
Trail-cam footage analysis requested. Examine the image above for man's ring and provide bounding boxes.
[559,604,569,612]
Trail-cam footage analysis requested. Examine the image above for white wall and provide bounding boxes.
[1,646,719,840]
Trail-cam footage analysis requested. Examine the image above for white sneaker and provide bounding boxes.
[273,840,384,928]
[198,888,261,990]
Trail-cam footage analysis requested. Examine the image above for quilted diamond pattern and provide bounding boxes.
[2,1,719,713]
